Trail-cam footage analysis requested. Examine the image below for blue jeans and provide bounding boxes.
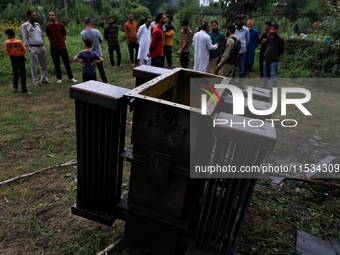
[232,52,246,82]
[263,61,278,88]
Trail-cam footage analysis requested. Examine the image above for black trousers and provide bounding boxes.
[50,48,73,80]
[108,44,121,66]
[11,57,27,93]
[163,45,173,68]
[96,62,108,83]
[128,40,139,64]
[180,52,190,68]
[151,55,163,67]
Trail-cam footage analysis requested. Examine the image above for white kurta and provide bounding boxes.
[193,30,218,72]
[137,24,151,62]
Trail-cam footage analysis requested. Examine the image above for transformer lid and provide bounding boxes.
[70,81,130,109]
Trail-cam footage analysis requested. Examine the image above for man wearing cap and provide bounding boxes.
[21,10,50,86]
[232,15,249,83]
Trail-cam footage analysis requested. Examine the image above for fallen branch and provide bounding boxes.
[96,238,122,255]
[0,160,77,186]
[269,172,340,189]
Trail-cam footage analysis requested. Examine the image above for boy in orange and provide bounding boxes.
[5,29,30,94]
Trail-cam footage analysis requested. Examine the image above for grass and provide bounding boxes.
[0,30,339,254]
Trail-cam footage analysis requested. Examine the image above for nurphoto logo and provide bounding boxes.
[201,84,312,128]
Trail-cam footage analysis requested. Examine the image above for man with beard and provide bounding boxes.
[137,17,152,66]
[104,16,122,68]
[208,20,225,73]
[148,13,166,67]
[124,13,139,67]
[163,16,175,68]
[232,15,249,83]
[259,21,272,78]
[262,24,284,88]
[21,10,51,86]
[214,24,239,78]
[46,11,77,83]
[178,19,193,68]
[193,21,219,72]
[245,19,260,75]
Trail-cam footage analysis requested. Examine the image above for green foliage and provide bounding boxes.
[110,0,150,27]
[280,39,340,86]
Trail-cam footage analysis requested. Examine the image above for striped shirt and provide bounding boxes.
[104,24,119,46]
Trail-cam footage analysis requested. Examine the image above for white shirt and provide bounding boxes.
[193,30,218,72]
[137,24,151,60]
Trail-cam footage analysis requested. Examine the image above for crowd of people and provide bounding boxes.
[4,11,285,94]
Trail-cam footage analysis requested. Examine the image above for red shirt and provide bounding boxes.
[45,22,66,49]
[149,24,164,58]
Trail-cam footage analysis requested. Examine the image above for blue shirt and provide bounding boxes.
[235,26,249,54]
[77,50,100,74]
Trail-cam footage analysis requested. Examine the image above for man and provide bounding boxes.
[193,21,218,72]
[148,13,166,67]
[46,11,77,84]
[245,19,260,75]
[178,19,193,68]
[104,16,121,68]
[124,13,139,67]
[259,21,272,78]
[163,16,175,68]
[215,25,239,77]
[137,17,152,66]
[21,10,50,86]
[263,24,285,88]
[81,17,108,83]
[195,18,207,33]
[233,15,249,83]
[208,20,225,73]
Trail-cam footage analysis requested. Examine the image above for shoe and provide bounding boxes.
[23,91,32,94]
[70,78,78,83]
[112,65,117,69]
[13,89,18,92]
[57,79,62,84]
[42,80,51,84]
[34,83,40,87]
[131,63,136,67]
[118,65,123,68]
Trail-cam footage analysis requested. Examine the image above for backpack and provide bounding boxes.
[226,36,241,65]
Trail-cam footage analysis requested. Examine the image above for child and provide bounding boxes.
[74,39,104,82]
[5,29,30,94]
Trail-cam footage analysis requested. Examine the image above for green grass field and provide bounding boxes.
[0,30,339,254]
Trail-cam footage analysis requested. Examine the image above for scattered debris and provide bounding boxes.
[313,135,323,141]
[0,160,77,186]
[96,237,122,255]
[4,196,9,203]
[296,230,338,255]
[270,177,284,185]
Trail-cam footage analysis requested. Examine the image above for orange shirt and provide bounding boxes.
[124,21,138,42]
[5,39,26,57]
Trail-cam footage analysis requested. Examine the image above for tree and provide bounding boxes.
[221,0,270,25]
